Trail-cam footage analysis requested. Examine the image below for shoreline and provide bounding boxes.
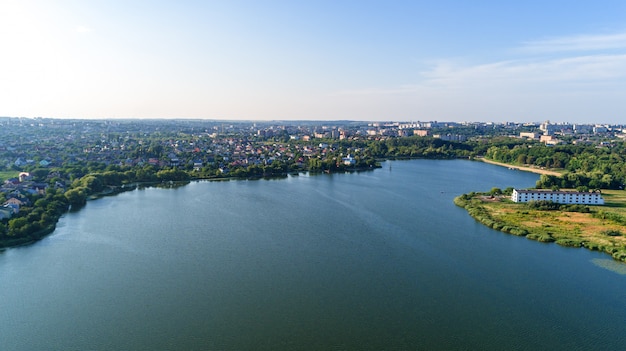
[0,166,381,250]
[477,157,562,176]
[454,192,626,263]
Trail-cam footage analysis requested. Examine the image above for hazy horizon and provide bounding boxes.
[1,115,622,126]
[2,1,625,124]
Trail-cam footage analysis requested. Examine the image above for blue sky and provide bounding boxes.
[1,0,625,123]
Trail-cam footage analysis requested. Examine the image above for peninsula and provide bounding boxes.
[459,152,626,262]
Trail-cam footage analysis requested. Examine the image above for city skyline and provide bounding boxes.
[1,0,625,123]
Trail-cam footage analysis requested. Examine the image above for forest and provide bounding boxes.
[484,141,626,189]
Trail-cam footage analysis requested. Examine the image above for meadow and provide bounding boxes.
[455,189,626,262]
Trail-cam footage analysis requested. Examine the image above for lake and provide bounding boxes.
[1,159,625,350]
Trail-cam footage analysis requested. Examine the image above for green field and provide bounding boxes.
[0,171,20,183]
[455,190,626,263]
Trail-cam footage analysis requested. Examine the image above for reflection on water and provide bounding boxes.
[592,258,626,274]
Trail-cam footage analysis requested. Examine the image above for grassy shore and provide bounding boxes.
[455,190,626,263]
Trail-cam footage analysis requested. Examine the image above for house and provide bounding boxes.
[4,178,19,185]
[511,189,604,205]
[342,155,356,166]
[19,172,32,182]
[5,197,27,207]
[3,202,20,214]
[33,182,48,195]
[14,158,26,167]
[0,206,13,220]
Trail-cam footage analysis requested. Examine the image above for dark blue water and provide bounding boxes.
[1,160,625,350]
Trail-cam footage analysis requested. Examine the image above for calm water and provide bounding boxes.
[1,160,625,350]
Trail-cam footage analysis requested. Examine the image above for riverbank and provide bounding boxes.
[454,191,626,263]
[0,166,381,250]
[477,157,563,176]
[0,224,57,250]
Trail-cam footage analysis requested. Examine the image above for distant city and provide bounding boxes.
[1,116,624,172]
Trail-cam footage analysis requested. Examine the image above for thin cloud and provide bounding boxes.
[519,32,626,53]
[425,54,626,85]
[332,53,626,97]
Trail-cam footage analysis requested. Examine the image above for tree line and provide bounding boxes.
[485,141,626,189]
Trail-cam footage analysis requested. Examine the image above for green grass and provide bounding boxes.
[0,171,20,182]
[455,190,626,263]
[601,190,626,209]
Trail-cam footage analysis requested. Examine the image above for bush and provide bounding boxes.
[527,233,555,242]
[561,204,590,213]
[601,229,622,237]
[527,200,561,211]
[491,223,503,230]
[509,228,528,236]
[611,250,626,262]
[592,211,626,225]
[556,238,583,247]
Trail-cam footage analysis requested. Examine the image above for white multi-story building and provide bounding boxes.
[511,189,604,205]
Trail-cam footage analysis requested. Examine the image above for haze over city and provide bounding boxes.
[1,0,625,123]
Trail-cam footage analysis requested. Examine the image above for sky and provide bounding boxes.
[1,0,625,123]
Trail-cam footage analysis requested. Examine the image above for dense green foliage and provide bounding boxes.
[2,188,69,246]
[485,142,626,189]
[364,137,474,159]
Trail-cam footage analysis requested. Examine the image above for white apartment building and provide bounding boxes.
[511,189,604,205]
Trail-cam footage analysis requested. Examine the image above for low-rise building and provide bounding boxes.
[511,189,604,205]
[520,132,539,139]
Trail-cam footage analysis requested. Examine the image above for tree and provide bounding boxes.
[8,217,28,237]
[64,187,88,207]
[79,175,104,192]
[30,168,50,181]
[489,187,503,196]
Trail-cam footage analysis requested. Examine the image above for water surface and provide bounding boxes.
[1,160,625,350]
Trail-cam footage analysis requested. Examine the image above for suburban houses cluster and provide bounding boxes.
[1,117,625,173]
[0,172,54,220]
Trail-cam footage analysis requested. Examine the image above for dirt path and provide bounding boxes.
[478,157,562,176]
